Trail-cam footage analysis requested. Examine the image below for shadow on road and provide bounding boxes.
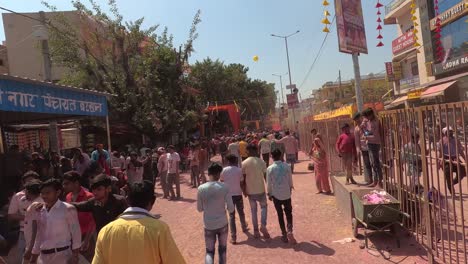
[236,234,335,256]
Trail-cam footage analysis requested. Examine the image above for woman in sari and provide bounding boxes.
[310,137,331,194]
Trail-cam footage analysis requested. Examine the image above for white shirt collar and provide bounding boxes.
[123,207,150,214]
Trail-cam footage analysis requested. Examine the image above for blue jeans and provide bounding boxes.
[204,225,228,264]
[361,150,372,183]
[368,143,383,182]
[286,154,296,173]
[229,195,248,239]
[248,193,268,231]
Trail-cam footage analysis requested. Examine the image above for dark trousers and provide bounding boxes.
[444,158,466,193]
[229,195,248,239]
[273,197,293,236]
[368,143,383,182]
[361,150,372,183]
[167,173,181,198]
[262,153,270,167]
[191,165,200,187]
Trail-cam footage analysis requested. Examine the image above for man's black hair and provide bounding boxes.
[247,143,257,152]
[22,171,40,181]
[362,107,374,117]
[24,179,42,196]
[127,181,156,209]
[63,171,81,183]
[226,154,238,165]
[208,163,223,176]
[271,149,282,161]
[40,178,62,191]
[310,129,317,134]
[90,174,112,190]
[285,130,290,135]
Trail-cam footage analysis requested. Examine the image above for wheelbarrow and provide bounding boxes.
[351,189,410,249]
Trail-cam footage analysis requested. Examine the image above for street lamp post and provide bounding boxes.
[271,30,300,130]
[272,73,288,106]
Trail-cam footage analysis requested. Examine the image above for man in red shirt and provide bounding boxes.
[335,124,358,185]
[62,171,95,261]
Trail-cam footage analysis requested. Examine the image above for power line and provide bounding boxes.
[299,15,336,89]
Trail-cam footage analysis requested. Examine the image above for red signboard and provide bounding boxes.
[286,93,299,109]
[385,62,394,81]
[392,31,415,55]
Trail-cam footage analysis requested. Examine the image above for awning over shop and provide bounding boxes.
[420,80,457,99]
[313,104,355,121]
[386,95,407,109]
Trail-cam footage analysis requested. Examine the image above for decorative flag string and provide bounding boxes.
[322,0,331,33]
[376,0,384,47]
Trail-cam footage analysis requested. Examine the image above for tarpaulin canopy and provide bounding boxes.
[206,104,241,132]
[313,104,355,121]
[421,80,457,99]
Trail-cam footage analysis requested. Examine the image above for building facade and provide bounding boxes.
[0,44,9,74]
[384,0,467,108]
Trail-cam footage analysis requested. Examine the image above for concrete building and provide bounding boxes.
[0,44,9,74]
[384,0,435,108]
[384,0,467,108]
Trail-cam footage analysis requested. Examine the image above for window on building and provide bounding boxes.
[411,61,419,76]
[438,15,468,61]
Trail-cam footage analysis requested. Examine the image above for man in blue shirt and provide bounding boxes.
[267,149,296,245]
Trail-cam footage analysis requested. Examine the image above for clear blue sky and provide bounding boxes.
[0,0,396,99]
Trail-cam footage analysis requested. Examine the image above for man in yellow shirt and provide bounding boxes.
[239,137,248,161]
[92,181,185,264]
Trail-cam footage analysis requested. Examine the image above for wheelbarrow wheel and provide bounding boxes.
[352,218,359,238]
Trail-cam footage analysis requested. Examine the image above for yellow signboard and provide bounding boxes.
[408,89,424,99]
[313,104,355,121]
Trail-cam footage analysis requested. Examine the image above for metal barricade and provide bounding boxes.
[380,102,468,264]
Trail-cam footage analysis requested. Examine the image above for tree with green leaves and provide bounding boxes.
[43,0,202,136]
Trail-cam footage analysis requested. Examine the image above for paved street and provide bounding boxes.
[151,152,429,264]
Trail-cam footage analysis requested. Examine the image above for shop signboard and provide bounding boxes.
[286,93,299,109]
[0,79,108,116]
[334,0,368,54]
[392,31,415,55]
[392,61,402,80]
[399,76,420,90]
[407,89,424,100]
[430,0,468,30]
[385,62,395,81]
[433,54,468,75]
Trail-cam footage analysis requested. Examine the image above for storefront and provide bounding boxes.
[0,75,111,154]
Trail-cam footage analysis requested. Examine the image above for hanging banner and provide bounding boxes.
[335,0,368,54]
[392,61,402,80]
[430,0,468,30]
[0,79,108,116]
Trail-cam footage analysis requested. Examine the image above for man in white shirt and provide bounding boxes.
[166,145,181,200]
[275,130,299,173]
[258,134,272,167]
[22,180,43,264]
[227,138,240,166]
[7,171,40,264]
[267,149,296,245]
[157,147,169,199]
[220,155,248,244]
[30,179,81,264]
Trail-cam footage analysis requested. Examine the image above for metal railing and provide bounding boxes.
[298,101,468,263]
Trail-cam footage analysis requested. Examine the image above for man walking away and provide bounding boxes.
[259,134,272,167]
[166,145,181,200]
[189,145,201,188]
[22,180,43,264]
[219,138,228,165]
[92,181,186,264]
[437,126,466,194]
[220,155,249,244]
[239,138,249,162]
[336,124,358,185]
[227,138,241,167]
[242,144,270,239]
[30,179,81,264]
[157,147,169,199]
[275,131,298,173]
[197,164,234,264]
[267,149,296,245]
[353,113,372,185]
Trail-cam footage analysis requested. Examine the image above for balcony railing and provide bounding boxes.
[385,0,408,15]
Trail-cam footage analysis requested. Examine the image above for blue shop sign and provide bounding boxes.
[0,79,108,117]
